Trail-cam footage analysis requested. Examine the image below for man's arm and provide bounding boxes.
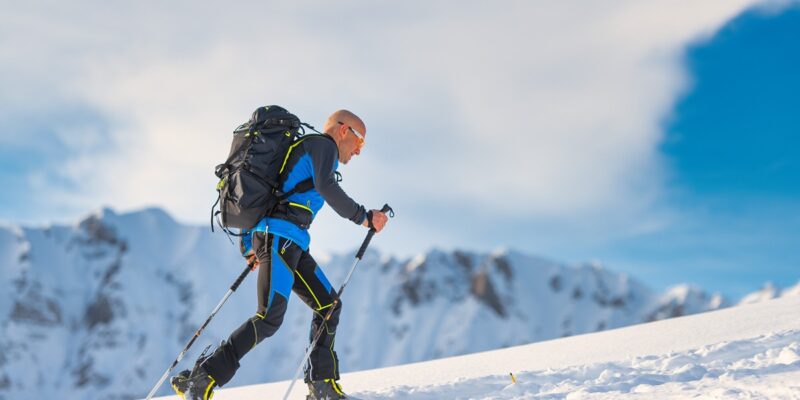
[308,138,367,224]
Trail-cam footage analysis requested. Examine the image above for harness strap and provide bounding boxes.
[277,178,315,201]
[277,133,336,196]
[269,134,336,228]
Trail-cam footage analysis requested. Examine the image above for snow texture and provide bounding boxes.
[156,296,800,399]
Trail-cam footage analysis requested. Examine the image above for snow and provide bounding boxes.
[152,296,800,399]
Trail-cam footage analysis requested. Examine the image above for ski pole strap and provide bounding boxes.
[366,211,375,230]
[356,203,393,260]
[379,203,395,216]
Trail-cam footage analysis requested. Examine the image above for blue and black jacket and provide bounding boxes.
[245,134,367,251]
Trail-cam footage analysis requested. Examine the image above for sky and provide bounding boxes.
[0,0,797,299]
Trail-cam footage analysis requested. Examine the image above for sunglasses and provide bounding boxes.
[337,121,365,148]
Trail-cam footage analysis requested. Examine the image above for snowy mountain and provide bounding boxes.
[0,207,753,399]
[739,281,800,305]
[156,295,800,399]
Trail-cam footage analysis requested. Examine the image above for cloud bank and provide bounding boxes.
[0,0,771,255]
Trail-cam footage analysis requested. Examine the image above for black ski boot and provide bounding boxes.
[170,369,191,397]
[182,368,216,400]
[171,348,217,400]
[307,379,348,399]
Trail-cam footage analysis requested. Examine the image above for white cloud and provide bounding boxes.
[0,0,775,254]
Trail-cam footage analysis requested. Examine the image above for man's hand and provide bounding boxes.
[363,210,389,233]
[246,253,259,271]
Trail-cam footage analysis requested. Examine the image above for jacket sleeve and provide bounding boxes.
[307,137,367,225]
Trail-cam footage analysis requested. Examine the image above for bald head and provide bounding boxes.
[323,109,367,165]
[323,109,366,137]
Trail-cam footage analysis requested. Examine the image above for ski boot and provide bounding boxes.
[307,379,348,399]
[171,347,217,400]
[182,368,216,400]
[170,369,191,397]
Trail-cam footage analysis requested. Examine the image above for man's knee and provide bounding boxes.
[255,296,289,341]
[315,295,342,328]
[330,296,342,317]
[250,314,280,345]
[318,288,342,312]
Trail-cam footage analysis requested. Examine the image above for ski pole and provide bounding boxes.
[282,203,394,400]
[145,263,253,400]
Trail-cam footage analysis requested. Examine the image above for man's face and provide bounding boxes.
[337,122,365,164]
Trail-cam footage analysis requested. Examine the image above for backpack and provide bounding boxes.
[211,105,316,233]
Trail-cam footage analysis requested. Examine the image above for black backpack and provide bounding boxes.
[211,105,315,233]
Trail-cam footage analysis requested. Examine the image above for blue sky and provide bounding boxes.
[623,5,800,297]
[667,5,799,197]
[0,1,797,299]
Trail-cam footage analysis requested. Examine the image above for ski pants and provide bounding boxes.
[202,232,342,386]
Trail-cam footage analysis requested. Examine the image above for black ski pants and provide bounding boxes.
[202,232,342,386]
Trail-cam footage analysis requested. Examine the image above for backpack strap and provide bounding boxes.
[269,134,337,227]
[277,178,314,201]
[276,133,336,198]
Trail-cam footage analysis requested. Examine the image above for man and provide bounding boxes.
[172,109,389,400]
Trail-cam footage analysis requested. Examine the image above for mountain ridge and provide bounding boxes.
[0,207,793,399]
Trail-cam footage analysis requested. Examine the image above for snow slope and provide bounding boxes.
[154,296,800,399]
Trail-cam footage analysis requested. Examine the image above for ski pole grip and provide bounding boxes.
[356,203,393,260]
[230,264,252,291]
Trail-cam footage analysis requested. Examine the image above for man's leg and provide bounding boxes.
[291,250,343,383]
[200,233,301,387]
